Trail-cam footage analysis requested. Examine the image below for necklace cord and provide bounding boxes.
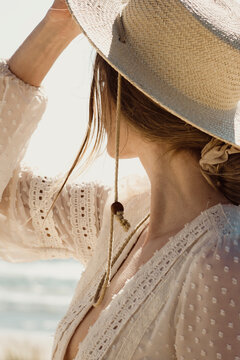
[93,73,150,306]
[93,73,123,306]
[93,73,147,306]
[114,73,122,202]
[93,213,150,306]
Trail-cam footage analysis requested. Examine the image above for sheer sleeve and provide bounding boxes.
[0,59,47,201]
[0,166,110,265]
[0,59,111,265]
[175,231,240,359]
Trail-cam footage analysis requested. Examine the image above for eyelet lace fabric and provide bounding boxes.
[69,181,109,261]
[1,165,110,264]
[29,172,63,248]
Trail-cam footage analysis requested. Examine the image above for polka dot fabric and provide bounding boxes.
[175,229,240,359]
[0,59,47,203]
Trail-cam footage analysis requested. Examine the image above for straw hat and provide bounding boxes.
[66,0,240,147]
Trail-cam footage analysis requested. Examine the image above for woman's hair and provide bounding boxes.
[49,52,240,213]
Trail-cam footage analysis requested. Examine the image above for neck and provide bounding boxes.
[138,142,229,244]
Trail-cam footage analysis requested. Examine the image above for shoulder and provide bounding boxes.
[175,204,240,358]
[175,204,240,323]
[186,203,240,285]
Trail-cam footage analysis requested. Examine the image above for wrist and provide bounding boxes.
[8,12,81,87]
[44,10,82,40]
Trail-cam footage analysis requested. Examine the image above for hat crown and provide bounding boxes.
[181,0,240,47]
[120,0,240,110]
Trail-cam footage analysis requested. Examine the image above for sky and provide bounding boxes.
[0,0,144,186]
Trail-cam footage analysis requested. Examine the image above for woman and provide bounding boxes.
[1,0,240,359]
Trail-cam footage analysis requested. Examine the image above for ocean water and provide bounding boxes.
[0,259,84,336]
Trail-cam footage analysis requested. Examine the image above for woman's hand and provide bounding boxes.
[48,0,74,20]
[46,0,81,36]
[51,0,70,11]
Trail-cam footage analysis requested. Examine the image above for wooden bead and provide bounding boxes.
[111,201,124,215]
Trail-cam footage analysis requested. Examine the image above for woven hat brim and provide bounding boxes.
[66,0,240,149]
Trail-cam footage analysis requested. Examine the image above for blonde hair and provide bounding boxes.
[48,53,240,214]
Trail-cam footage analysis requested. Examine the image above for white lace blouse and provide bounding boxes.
[1,59,240,360]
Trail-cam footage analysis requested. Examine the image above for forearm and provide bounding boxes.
[7,13,81,87]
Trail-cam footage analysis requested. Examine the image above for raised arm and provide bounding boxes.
[8,0,81,87]
[0,2,112,265]
[0,0,81,201]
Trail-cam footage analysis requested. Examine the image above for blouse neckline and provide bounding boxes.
[72,203,234,360]
[53,202,237,360]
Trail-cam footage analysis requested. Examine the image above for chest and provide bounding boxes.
[64,227,153,360]
[52,206,220,360]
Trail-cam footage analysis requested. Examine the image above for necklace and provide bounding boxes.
[93,73,150,307]
[93,212,150,305]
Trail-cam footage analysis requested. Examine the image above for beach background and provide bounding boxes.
[0,1,145,358]
[0,259,84,359]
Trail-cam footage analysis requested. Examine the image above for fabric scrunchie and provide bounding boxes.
[199,138,240,174]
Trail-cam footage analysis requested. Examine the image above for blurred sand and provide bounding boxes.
[0,330,53,360]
